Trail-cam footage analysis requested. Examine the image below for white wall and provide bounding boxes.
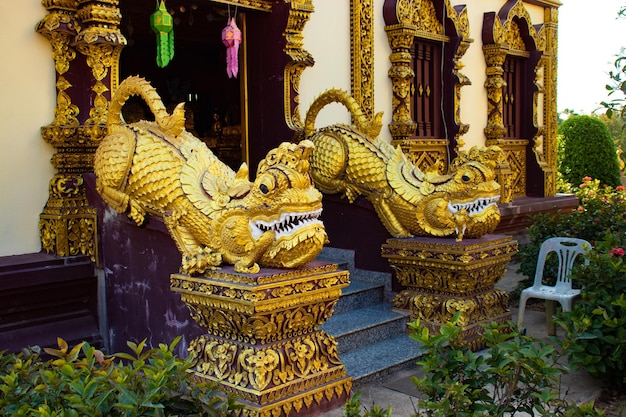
[0,2,56,256]
[300,0,393,142]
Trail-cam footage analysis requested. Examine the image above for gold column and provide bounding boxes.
[483,46,516,203]
[541,7,559,196]
[36,0,93,260]
[385,24,418,142]
[382,235,518,350]
[171,262,352,416]
[350,0,374,120]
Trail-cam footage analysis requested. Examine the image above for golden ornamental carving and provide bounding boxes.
[506,20,526,51]
[172,286,345,343]
[283,0,314,130]
[351,0,375,119]
[40,174,98,260]
[541,6,559,196]
[173,264,352,416]
[413,0,443,34]
[305,89,503,241]
[383,235,518,350]
[95,77,327,274]
[37,0,125,261]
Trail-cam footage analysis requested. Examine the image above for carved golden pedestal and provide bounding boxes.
[170,261,352,417]
[381,235,518,350]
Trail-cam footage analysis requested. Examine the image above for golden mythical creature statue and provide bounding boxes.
[94,76,327,275]
[304,89,503,241]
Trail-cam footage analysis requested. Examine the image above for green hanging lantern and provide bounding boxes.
[150,0,174,68]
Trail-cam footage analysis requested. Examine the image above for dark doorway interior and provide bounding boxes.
[119,0,245,169]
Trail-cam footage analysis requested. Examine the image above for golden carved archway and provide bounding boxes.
[383,0,472,172]
[482,0,559,201]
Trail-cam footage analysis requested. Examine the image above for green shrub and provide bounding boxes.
[555,232,626,392]
[407,314,603,417]
[0,337,239,417]
[558,115,621,188]
[342,392,393,417]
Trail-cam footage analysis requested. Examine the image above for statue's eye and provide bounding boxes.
[462,174,470,182]
[259,175,275,194]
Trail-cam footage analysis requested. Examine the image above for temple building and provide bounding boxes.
[0,1,576,412]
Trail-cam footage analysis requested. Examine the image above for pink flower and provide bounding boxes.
[577,206,584,212]
[609,247,625,257]
[617,185,625,192]
[582,176,592,182]
[580,183,587,188]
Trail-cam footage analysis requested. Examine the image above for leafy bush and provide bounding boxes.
[517,177,626,294]
[0,337,239,417]
[558,115,621,189]
[342,392,393,417]
[555,232,626,392]
[408,314,602,417]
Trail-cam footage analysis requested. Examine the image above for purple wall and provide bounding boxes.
[85,174,203,356]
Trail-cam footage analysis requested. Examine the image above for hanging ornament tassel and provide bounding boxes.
[221,17,242,78]
[150,0,175,68]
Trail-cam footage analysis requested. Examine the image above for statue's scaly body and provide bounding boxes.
[95,76,326,274]
[305,89,502,240]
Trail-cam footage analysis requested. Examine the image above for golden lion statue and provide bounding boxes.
[304,89,503,241]
[94,76,327,274]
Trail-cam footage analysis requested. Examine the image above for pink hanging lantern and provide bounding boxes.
[221,17,241,78]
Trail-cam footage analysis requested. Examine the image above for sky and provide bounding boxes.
[557,1,625,114]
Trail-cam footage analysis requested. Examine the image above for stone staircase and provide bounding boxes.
[317,248,425,386]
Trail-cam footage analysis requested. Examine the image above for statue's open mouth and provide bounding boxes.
[447,196,500,216]
[250,209,324,240]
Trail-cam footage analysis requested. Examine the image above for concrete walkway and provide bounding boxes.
[319,263,604,416]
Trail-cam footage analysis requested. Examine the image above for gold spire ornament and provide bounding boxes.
[150,0,174,68]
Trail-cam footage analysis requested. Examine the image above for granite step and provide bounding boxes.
[339,334,425,385]
[321,302,410,354]
[317,246,424,383]
[331,279,384,315]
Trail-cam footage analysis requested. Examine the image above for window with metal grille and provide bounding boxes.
[412,39,443,138]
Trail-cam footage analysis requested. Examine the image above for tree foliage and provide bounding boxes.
[558,115,621,188]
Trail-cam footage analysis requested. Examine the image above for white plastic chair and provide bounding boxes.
[517,237,591,332]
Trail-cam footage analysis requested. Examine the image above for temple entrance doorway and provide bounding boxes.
[118,0,247,170]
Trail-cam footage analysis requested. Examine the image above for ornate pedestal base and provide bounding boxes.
[381,235,518,350]
[170,261,352,417]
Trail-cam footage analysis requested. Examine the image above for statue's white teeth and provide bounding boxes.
[447,196,500,216]
[250,209,323,240]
